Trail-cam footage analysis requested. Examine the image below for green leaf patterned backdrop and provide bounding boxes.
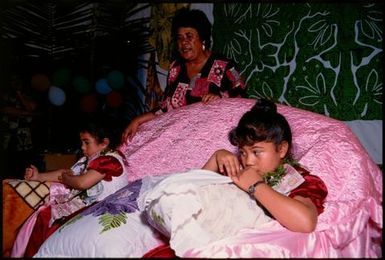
[212,2,383,121]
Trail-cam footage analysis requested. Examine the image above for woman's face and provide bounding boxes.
[79,132,107,158]
[239,141,288,175]
[176,27,204,62]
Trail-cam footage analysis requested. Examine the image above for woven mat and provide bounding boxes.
[6,179,50,209]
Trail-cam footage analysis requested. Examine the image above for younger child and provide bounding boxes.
[12,118,129,257]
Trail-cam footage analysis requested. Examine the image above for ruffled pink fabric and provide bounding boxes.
[119,98,382,258]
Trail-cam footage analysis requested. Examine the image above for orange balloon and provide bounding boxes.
[31,74,50,92]
[80,94,98,113]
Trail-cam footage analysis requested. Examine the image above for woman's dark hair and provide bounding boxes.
[171,8,212,49]
[228,98,292,159]
[78,117,120,150]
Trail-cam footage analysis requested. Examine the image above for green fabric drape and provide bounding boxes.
[212,2,383,120]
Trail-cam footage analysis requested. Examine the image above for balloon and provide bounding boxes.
[107,70,124,90]
[48,86,66,106]
[106,90,123,108]
[73,76,91,93]
[80,93,98,113]
[31,74,50,92]
[52,68,71,87]
[95,78,112,95]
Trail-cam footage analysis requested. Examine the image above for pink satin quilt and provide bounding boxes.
[119,98,382,258]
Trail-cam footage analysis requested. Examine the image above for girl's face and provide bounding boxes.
[176,27,204,62]
[239,141,288,175]
[79,132,108,158]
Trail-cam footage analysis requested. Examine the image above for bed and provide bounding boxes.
[3,98,382,258]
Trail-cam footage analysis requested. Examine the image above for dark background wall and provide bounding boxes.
[1,2,382,179]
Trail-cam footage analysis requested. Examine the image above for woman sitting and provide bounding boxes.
[122,8,246,142]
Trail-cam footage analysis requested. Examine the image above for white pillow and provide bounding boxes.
[36,211,162,257]
[35,182,164,257]
[143,169,272,256]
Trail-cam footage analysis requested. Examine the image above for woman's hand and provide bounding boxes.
[24,165,40,181]
[122,118,140,142]
[202,93,220,104]
[121,112,156,143]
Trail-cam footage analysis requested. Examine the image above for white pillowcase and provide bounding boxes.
[143,169,272,256]
[35,211,163,257]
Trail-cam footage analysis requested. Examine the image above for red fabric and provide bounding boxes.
[24,205,91,257]
[288,166,328,215]
[155,53,246,114]
[87,155,123,181]
[24,206,59,257]
[190,78,209,97]
[142,244,176,258]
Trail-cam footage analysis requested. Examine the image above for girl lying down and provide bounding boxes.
[35,98,328,257]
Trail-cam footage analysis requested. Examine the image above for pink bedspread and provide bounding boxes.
[119,98,382,258]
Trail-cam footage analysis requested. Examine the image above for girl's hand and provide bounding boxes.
[215,149,241,176]
[24,165,39,181]
[202,93,220,104]
[60,169,75,181]
[231,166,263,192]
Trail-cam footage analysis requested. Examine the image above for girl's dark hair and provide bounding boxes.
[228,98,292,158]
[171,8,212,49]
[78,117,120,150]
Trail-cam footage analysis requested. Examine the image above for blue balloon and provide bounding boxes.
[95,78,112,95]
[48,86,66,106]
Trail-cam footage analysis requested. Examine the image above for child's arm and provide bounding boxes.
[202,149,242,176]
[60,169,105,190]
[25,165,105,191]
[24,164,65,182]
[231,167,318,233]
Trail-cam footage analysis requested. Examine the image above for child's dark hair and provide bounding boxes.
[228,98,293,159]
[78,117,120,150]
